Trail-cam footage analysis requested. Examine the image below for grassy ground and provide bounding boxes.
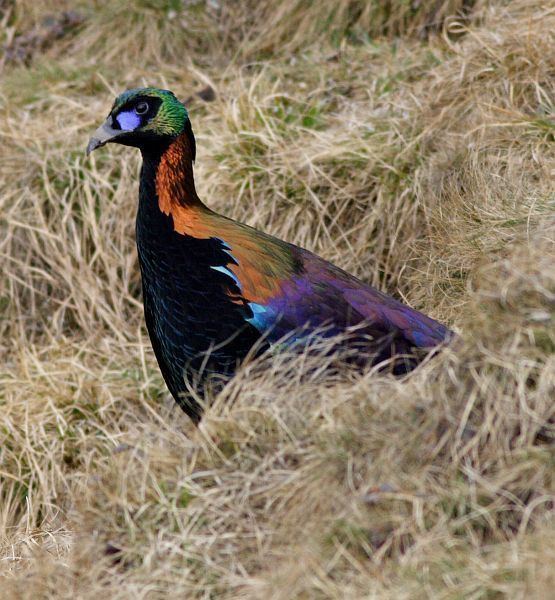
[1,0,554,597]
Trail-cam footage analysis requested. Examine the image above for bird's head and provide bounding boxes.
[86,88,191,156]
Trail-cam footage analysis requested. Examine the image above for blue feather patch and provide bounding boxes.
[247,302,274,330]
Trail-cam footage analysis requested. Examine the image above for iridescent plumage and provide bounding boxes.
[88,88,453,423]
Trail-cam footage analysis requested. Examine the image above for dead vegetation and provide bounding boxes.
[0,0,554,598]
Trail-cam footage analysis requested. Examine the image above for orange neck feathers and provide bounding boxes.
[151,132,294,304]
[155,132,211,235]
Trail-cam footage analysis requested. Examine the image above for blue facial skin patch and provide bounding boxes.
[116,110,141,130]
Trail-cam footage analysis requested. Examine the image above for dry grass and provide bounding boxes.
[1,0,554,597]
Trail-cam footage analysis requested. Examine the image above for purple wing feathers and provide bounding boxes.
[250,247,452,349]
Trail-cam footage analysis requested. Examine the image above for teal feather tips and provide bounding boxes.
[112,87,189,136]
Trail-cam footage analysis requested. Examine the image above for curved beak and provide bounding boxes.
[86,117,122,155]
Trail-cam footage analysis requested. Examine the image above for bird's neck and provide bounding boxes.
[140,131,209,229]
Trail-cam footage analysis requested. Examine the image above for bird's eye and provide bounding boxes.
[135,101,149,115]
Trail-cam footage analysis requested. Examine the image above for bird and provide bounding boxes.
[87,87,453,423]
